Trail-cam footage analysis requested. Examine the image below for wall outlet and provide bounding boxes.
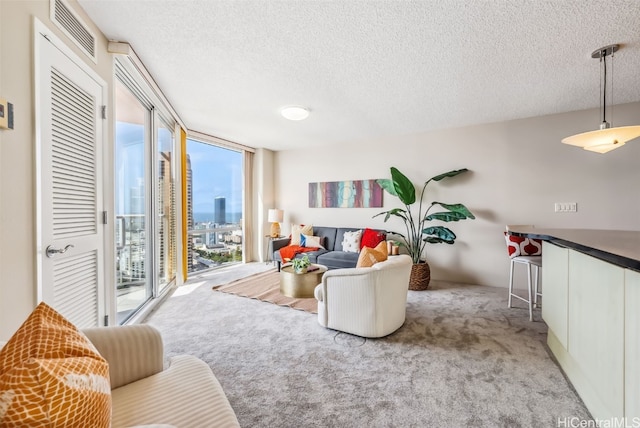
[554,202,577,213]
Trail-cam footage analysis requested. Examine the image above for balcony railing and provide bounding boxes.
[116,214,147,289]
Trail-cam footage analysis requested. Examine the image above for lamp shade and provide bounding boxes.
[561,126,640,154]
[267,209,284,223]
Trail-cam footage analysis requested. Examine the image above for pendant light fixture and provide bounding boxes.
[562,44,640,154]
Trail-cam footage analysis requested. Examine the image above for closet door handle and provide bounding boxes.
[46,244,74,258]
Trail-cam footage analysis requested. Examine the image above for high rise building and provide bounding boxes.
[130,178,145,214]
[215,197,226,224]
[186,155,193,271]
[157,151,176,282]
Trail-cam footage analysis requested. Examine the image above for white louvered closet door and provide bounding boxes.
[36,31,106,328]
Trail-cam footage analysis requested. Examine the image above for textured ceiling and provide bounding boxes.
[78,0,640,151]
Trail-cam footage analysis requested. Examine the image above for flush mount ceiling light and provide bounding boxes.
[280,106,310,121]
[562,44,640,154]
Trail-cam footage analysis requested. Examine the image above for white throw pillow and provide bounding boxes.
[291,224,313,245]
[301,234,324,249]
[342,230,362,253]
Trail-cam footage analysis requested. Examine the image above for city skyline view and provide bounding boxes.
[114,126,243,223]
[187,138,243,224]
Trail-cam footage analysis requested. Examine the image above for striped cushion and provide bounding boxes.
[111,355,239,428]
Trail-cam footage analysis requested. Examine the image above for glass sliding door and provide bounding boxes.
[114,80,152,323]
[156,119,176,292]
[115,72,178,323]
[186,139,243,274]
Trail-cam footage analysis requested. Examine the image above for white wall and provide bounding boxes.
[0,0,113,340]
[274,102,640,288]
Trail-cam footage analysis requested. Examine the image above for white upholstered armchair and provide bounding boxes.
[314,254,413,338]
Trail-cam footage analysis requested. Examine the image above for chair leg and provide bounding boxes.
[508,259,515,308]
[526,263,534,322]
[533,265,542,309]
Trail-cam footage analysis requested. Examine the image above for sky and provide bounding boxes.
[187,139,242,216]
[115,123,243,219]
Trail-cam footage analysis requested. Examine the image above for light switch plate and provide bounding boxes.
[0,98,13,130]
[555,202,577,213]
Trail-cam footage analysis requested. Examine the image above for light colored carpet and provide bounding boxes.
[212,269,317,313]
[145,262,592,427]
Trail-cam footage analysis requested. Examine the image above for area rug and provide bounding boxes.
[212,269,318,313]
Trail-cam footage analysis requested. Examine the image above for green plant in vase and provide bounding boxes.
[290,255,311,274]
[374,167,475,289]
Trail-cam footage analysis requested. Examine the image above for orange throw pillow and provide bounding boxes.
[0,302,111,427]
[356,241,389,268]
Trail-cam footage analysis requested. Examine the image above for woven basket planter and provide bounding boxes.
[409,262,431,290]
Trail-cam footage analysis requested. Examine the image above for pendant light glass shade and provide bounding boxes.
[562,44,640,153]
[562,125,640,153]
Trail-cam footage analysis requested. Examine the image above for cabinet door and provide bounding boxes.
[625,269,640,419]
[569,250,624,419]
[541,242,569,348]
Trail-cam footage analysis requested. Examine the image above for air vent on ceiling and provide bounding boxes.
[50,0,97,63]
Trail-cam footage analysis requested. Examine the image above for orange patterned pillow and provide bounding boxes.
[356,241,389,268]
[0,302,111,427]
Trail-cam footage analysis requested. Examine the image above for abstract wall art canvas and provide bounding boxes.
[308,179,383,208]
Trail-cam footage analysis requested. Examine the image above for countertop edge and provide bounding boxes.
[509,230,640,273]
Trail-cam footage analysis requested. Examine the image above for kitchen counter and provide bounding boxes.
[508,226,640,272]
[511,226,640,420]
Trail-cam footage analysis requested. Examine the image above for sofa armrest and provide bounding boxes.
[82,324,164,390]
[271,237,290,252]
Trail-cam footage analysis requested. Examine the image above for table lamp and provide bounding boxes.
[268,209,284,238]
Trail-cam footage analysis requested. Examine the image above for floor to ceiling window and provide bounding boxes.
[114,79,151,323]
[156,119,177,292]
[114,59,178,324]
[186,139,243,275]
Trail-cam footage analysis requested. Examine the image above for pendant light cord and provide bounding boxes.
[600,47,616,127]
[611,48,614,126]
[602,50,607,124]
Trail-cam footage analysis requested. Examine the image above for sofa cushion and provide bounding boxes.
[312,227,338,251]
[301,234,324,248]
[335,228,386,252]
[291,248,329,264]
[356,241,389,268]
[341,229,362,253]
[0,302,111,428]
[317,251,360,269]
[360,228,387,249]
[112,355,239,428]
[291,224,313,245]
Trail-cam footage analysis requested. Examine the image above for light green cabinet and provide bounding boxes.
[543,242,638,420]
[625,269,640,419]
[568,250,624,419]
[541,242,568,348]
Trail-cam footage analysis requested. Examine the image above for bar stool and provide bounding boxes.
[504,226,542,321]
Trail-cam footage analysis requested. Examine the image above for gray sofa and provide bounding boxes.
[272,226,387,270]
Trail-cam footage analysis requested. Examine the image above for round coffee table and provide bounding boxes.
[280,264,328,298]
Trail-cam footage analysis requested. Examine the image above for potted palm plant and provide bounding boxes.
[374,167,475,290]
